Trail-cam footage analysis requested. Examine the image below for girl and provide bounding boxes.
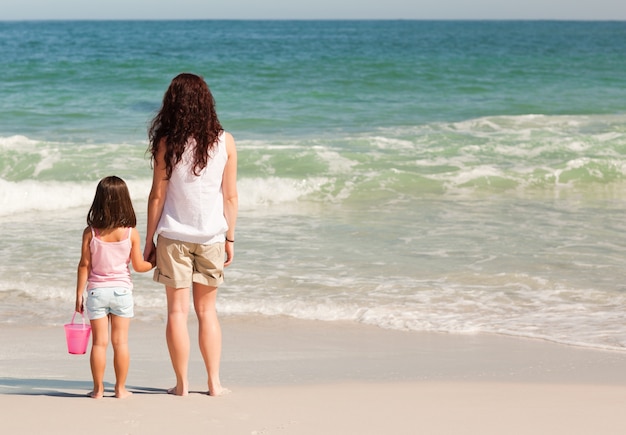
[75,175,154,399]
[144,73,238,396]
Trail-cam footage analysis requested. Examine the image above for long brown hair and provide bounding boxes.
[87,176,137,229]
[148,73,223,178]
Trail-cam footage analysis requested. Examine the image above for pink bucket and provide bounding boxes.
[64,312,92,354]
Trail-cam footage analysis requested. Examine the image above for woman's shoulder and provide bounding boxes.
[223,131,236,149]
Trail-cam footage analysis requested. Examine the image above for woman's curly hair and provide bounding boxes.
[148,73,223,178]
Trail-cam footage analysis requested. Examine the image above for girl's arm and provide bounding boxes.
[75,227,92,312]
[130,227,154,272]
[222,132,238,267]
[144,138,169,264]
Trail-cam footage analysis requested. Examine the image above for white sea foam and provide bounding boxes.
[0,135,40,149]
[0,179,94,216]
[312,146,357,174]
[0,178,152,217]
[0,174,325,217]
[237,176,329,209]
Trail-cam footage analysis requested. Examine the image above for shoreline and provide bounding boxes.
[2,316,626,434]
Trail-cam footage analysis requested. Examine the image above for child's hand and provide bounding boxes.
[75,296,84,313]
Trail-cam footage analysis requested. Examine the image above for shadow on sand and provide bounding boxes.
[0,377,167,397]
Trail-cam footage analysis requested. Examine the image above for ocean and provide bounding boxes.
[1,20,626,352]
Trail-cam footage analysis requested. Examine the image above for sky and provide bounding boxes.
[1,0,625,21]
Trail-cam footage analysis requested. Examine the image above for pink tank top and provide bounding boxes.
[87,227,133,290]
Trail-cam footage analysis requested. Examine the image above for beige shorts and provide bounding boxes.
[154,235,225,288]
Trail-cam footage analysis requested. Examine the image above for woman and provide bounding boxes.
[144,73,238,396]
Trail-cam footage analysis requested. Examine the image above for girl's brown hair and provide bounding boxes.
[87,176,137,229]
[148,72,224,179]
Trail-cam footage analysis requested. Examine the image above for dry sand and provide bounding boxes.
[2,316,626,434]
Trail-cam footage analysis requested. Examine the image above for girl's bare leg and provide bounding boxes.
[166,286,190,396]
[89,316,109,398]
[193,283,228,396]
[110,315,132,398]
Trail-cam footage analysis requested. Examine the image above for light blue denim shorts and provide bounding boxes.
[85,286,134,320]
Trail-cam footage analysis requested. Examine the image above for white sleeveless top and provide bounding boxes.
[157,132,229,244]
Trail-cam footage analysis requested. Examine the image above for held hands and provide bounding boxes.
[144,243,157,268]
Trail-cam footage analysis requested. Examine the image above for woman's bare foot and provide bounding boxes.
[207,386,231,397]
[115,388,133,399]
[167,386,188,396]
[87,390,104,399]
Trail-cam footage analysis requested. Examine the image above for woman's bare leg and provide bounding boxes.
[89,316,109,398]
[166,286,190,396]
[110,315,132,398]
[193,283,227,396]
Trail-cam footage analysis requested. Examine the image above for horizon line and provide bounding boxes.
[2,18,626,22]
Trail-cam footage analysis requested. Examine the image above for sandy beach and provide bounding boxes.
[2,316,626,434]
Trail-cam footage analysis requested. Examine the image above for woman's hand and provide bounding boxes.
[224,240,234,267]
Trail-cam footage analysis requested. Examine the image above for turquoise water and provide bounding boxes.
[1,20,626,351]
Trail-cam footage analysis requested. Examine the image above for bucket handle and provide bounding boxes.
[70,311,87,326]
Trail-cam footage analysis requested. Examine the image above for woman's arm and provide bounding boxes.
[222,132,238,267]
[144,138,169,264]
